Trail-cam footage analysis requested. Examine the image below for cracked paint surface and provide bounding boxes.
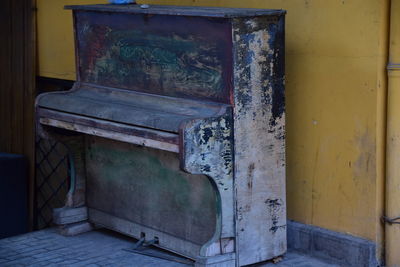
[182,108,234,243]
[232,15,286,266]
[181,108,234,256]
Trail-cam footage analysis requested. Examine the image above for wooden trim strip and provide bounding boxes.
[38,108,179,144]
[39,117,179,153]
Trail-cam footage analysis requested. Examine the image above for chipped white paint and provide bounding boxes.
[233,17,286,266]
[181,112,235,255]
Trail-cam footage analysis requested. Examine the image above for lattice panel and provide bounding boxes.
[35,137,69,229]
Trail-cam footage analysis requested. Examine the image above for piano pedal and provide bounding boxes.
[123,236,194,265]
[131,236,145,250]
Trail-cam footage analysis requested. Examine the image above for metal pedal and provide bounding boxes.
[124,238,194,265]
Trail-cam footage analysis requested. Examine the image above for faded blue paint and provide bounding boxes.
[75,11,233,104]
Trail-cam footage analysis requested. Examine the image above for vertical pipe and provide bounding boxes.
[377,0,390,263]
[386,0,400,265]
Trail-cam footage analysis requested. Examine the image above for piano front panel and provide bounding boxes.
[85,136,217,246]
[75,11,233,104]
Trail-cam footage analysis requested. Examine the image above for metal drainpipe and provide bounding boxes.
[385,0,400,265]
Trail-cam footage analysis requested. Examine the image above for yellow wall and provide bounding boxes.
[37,0,108,79]
[37,0,389,246]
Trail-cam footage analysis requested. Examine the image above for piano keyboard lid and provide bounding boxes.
[37,83,230,134]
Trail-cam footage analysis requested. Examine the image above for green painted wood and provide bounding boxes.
[73,11,233,103]
[86,137,217,245]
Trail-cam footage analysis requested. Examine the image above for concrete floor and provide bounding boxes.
[0,228,339,267]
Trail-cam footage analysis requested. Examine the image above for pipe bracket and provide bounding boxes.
[387,63,400,71]
[382,215,400,225]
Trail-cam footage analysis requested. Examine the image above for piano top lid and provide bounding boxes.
[64,4,286,18]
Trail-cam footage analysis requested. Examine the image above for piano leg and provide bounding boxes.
[181,113,237,266]
[51,134,93,236]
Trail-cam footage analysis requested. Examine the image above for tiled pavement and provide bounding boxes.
[0,228,339,267]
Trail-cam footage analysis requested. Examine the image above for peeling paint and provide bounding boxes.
[233,15,286,265]
[181,106,235,249]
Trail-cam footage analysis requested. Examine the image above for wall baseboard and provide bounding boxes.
[287,220,380,267]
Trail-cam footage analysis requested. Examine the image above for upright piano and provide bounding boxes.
[36,4,286,266]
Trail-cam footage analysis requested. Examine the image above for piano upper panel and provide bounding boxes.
[74,10,234,104]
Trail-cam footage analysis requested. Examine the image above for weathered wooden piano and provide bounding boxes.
[36,4,286,266]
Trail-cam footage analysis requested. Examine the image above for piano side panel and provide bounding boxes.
[232,15,286,266]
[74,11,233,104]
[85,136,217,246]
